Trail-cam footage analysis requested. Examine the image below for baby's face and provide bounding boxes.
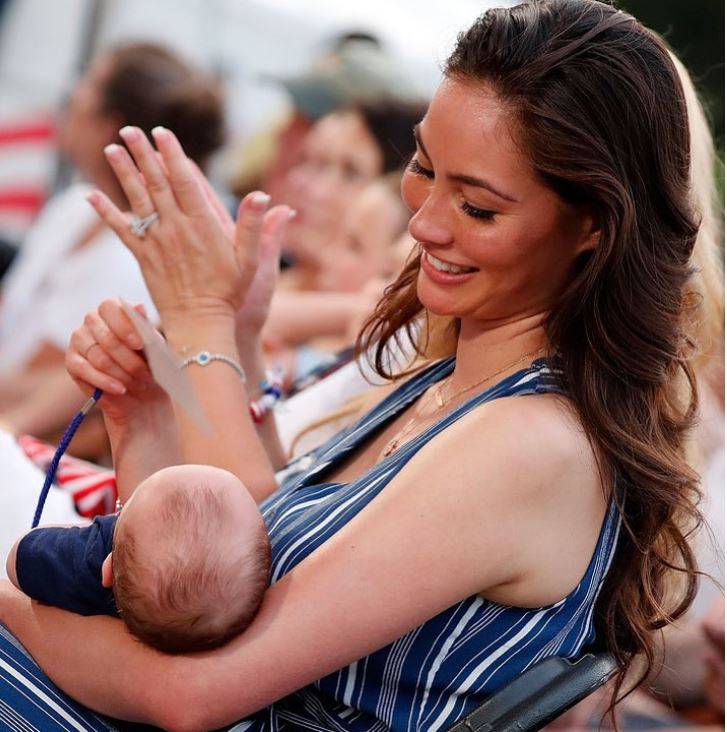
[107,465,262,588]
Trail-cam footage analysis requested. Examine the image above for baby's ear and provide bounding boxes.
[101,553,114,588]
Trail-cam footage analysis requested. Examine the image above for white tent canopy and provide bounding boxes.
[0,0,515,239]
[0,0,517,133]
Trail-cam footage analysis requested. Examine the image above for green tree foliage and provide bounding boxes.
[622,0,724,152]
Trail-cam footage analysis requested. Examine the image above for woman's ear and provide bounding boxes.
[575,211,601,255]
[101,553,114,588]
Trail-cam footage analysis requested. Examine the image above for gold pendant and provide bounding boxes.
[382,417,416,458]
[382,440,398,457]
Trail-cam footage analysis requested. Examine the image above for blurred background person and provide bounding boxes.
[262,174,413,387]
[0,41,225,459]
[256,99,424,384]
[279,99,426,292]
[317,174,413,293]
[231,32,419,208]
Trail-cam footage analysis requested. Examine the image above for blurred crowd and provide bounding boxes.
[0,24,722,731]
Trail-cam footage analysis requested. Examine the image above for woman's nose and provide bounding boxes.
[408,195,454,248]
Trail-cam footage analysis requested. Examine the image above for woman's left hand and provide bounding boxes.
[188,160,293,348]
[87,126,288,328]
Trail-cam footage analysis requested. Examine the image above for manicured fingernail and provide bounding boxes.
[86,191,100,205]
[152,126,169,140]
[104,143,122,157]
[287,208,297,220]
[111,383,126,395]
[119,126,139,140]
[250,192,271,210]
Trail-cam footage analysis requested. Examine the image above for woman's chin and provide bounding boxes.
[416,276,463,317]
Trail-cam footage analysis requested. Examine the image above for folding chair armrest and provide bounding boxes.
[448,652,619,732]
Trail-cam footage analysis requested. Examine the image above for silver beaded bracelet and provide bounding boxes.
[180,351,247,382]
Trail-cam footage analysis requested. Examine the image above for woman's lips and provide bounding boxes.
[420,250,478,285]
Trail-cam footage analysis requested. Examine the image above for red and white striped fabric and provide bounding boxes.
[17,434,117,519]
[0,116,56,241]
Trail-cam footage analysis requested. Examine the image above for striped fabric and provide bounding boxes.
[0,625,120,731]
[17,434,117,519]
[0,357,620,731]
[0,117,55,242]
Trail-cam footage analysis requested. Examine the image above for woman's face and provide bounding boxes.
[401,77,596,326]
[318,181,405,292]
[58,55,119,175]
[285,111,384,265]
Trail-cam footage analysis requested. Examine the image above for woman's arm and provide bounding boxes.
[0,366,85,436]
[264,290,376,346]
[192,160,291,471]
[160,311,278,500]
[0,396,605,731]
[103,402,180,502]
[236,338,288,470]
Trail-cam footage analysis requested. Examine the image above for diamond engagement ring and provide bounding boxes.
[130,211,160,237]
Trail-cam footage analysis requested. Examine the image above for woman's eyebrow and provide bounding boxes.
[448,172,519,203]
[413,124,520,204]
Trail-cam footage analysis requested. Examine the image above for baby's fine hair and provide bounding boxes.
[113,480,271,653]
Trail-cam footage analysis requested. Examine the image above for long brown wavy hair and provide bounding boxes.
[356,0,704,718]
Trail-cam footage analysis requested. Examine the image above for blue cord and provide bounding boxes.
[31,388,103,528]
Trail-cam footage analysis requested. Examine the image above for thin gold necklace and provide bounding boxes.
[381,347,547,458]
[433,347,546,407]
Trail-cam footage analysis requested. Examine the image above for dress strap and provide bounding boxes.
[291,357,564,491]
[389,357,565,466]
[286,358,456,489]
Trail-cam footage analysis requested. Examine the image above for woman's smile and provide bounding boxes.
[420,249,479,285]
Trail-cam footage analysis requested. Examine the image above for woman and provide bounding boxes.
[0,2,702,730]
[263,101,425,382]
[281,100,426,291]
[317,175,411,293]
[0,41,225,454]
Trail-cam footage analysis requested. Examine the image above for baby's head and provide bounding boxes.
[103,465,270,654]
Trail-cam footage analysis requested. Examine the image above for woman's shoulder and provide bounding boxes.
[452,390,598,486]
[399,391,608,606]
[408,390,604,543]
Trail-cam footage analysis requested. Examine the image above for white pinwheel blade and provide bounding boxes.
[120,301,210,430]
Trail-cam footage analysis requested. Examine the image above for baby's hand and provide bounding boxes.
[66,299,168,424]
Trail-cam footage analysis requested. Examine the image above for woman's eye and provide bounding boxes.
[461,201,496,221]
[407,158,434,179]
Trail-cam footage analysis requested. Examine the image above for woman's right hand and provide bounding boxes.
[65,299,170,425]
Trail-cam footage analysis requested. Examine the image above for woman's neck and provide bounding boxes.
[449,311,551,393]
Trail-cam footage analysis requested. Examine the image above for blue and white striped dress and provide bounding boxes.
[0,357,620,731]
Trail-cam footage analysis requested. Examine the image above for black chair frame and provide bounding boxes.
[447,652,619,732]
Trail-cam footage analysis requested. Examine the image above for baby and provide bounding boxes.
[6,465,271,654]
